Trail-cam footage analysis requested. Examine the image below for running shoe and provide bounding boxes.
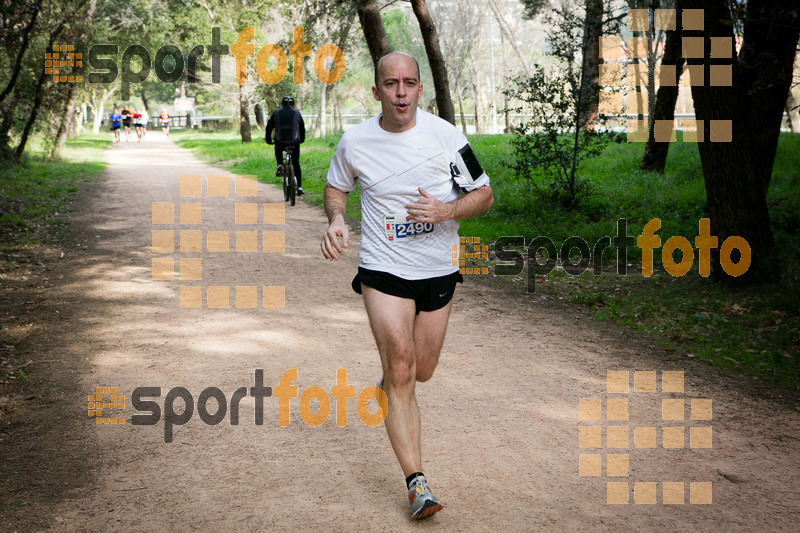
[376,375,389,403]
[276,165,284,177]
[408,476,442,520]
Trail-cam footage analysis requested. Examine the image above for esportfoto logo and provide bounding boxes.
[459,218,751,292]
[81,26,345,99]
[91,369,388,443]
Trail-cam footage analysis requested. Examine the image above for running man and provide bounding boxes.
[265,96,306,195]
[321,52,493,520]
[121,105,133,141]
[159,110,170,137]
[109,108,122,142]
[133,109,143,142]
[140,108,149,140]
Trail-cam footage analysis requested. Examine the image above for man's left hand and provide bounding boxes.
[405,187,454,224]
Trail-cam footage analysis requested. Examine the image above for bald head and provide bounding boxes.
[374,52,420,87]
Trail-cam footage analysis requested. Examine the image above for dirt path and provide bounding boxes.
[2,134,800,532]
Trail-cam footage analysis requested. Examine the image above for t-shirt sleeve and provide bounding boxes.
[326,136,357,192]
[449,128,490,192]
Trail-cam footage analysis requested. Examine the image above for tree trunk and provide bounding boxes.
[0,6,39,105]
[578,0,602,132]
[71,104,85,138]
[320,82,326,137]
[645,1,659,136]
[92,104,104,134]
[486,0,530,75]
[355,0,392,67]
[627,2,646,124]
[456,83,467,134]
[254,103,264,130]
[89,86,115,133]
[239,83,251,143]
[52,81,78,160]
[786,84,800,132]
[313,81,328,137]
[0,97,16,156]
[501,31,511,133]
[16,27,66,158]
[335,94,342,132]
[410,0,455,125]
[140,89,149,114]
[679,0,800,284]
[322,9,352,135]
[641,7,684,172]
[16,0,93,157]
[325,83,335,135]
[16,68,51,158]
[472,72,481,134]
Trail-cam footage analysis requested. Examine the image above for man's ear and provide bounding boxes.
[372,85,380,101]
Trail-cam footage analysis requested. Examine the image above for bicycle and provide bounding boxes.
[280,145,297,206]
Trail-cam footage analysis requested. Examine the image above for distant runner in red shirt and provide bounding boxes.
[159,111,170,138]
[121,105,133,141]
[133,109,143,142]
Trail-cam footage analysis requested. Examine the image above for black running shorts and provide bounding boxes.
[352,267,463,315]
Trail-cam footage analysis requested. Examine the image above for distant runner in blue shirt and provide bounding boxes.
[110,109,122,143]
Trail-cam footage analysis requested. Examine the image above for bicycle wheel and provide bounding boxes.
[282,157,289,202]
[287,163,296,206]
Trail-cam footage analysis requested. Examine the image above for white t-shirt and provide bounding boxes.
[326,109,490,280]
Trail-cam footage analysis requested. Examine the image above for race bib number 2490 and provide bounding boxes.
[384,213,434,242]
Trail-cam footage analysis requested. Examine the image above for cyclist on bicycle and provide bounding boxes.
[265,96,306,195]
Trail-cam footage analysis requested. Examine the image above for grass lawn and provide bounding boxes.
[0,134,110,248]
[172,128,800,390]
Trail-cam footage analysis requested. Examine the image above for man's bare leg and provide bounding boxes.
[362,286,421,476]
[413,301,453,383]
[362,286,454,476]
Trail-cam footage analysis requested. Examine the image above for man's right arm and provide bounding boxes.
[321,184,349,261]
[298,112,305,143]
[265,113,275,143]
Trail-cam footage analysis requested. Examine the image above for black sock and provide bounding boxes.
[406,472,425,489]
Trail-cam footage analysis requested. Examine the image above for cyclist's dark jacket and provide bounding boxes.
[266,107,305,145]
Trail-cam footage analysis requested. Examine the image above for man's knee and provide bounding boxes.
[384,345,416,386]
